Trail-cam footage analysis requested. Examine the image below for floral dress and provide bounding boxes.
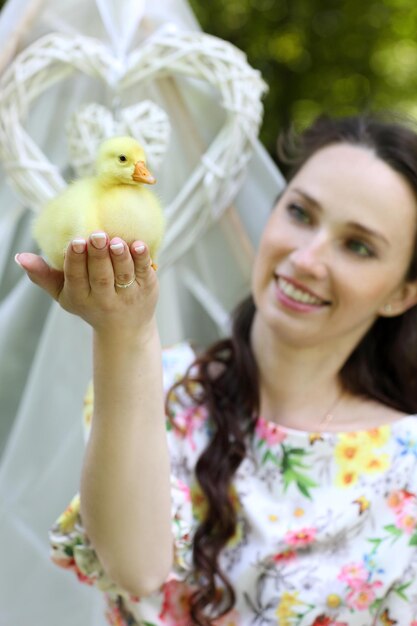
[49,342,417,626]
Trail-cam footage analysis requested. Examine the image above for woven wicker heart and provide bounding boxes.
[66,101,170,177]
[0,28,266,265]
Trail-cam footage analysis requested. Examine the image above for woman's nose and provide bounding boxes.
[289,236,329,279]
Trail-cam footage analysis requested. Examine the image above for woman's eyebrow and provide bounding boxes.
[291,187,389,246]
[347,222,389,245]
[291,187,322,209]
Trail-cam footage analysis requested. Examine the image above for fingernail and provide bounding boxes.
[14,253,22,267]
[90,232,107,249]
[134,244,145,254]
[110,242,124,255]
[72,238,86,254]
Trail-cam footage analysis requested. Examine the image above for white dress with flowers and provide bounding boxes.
[49,342,417,626]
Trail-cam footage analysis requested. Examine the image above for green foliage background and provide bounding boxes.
[2,0,417,157]
[189,0,417,157]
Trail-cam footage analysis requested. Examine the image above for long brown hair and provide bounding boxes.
[166,114,417,624]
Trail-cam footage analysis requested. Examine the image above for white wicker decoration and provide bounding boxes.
[66,101,171,177]
[0,28,266,267]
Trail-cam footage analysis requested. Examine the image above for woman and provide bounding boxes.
[16,115,417,625]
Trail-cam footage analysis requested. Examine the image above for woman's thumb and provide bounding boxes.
[15,253,64,300]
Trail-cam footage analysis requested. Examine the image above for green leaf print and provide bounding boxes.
[383,524,403,541]
[367,537,384,555]
[262,449,281,466]
[394,580,412,600]
[384,524,401,534]
[370,597,383,613]
[285,447,306,455]
[281,445,318,499]
[409,532,417,546]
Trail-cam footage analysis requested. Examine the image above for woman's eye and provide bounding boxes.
[287,203,312,224]
[346,239,375,258]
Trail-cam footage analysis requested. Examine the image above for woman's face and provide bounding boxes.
[252,142,417,349]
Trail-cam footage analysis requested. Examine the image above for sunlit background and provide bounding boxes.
[188,0,417,159]
[3,0,417,158]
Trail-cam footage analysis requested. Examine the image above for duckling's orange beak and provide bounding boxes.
[132,161,156,184]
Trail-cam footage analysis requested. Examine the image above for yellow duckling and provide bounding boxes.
[33,136,165,269]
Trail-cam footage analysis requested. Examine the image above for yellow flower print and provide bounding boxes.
[335,430,390,487]
[364,425,390,447]
[335,439,366,468]
[276,591,303,626]
[338,431,366,443]
[336,467,359,488]
[57,494,80,533]
[362,453,390,474]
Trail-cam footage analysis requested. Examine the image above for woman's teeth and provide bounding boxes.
[278,277,324,305]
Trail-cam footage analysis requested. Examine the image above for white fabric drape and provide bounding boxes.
[0,1,284,624]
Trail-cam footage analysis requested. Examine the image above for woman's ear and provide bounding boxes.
[379,280,417,317]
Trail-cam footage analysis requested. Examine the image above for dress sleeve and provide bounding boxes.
[49,342,197,591]
[49,493,129,595]
[374,549,417,625]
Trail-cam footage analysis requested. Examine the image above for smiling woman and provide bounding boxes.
[250,116,417,424]
[252,141,417,353]
[16,113,417,626]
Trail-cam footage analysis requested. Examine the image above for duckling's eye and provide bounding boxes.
[118,155,127,162]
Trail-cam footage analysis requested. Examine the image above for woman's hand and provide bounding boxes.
[15,232,158,337]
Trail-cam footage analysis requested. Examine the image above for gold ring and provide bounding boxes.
[115,277,136,289]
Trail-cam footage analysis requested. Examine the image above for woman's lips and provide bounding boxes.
[274,275,331,312]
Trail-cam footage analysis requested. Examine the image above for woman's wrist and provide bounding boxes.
[93,317,160,351]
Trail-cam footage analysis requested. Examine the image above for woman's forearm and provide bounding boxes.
[80,319,173,596]
[16,238,170,594]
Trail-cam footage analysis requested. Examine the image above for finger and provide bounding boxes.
[15,253,64,300]
[63,238,90,297]
[130,241,155,287]
[86,232,115,295]
[109,237,136,290]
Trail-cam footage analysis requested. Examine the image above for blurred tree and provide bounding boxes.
[189,0,417,158]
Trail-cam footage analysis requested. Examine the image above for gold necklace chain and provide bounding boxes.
[318,390,345,429]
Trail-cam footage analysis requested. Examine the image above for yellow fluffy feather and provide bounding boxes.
[33,136,165,269]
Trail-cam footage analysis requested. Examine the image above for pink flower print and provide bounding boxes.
[172,406,208,450]
[176,478,191,502]
[397,512,417,534]
[52,555,95,586]
[337,563,368,588]
[345,581,383,610]
[285,526,317,547]
[256,417,287,445]
[387,489,415,513]
[159,580,194,625]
